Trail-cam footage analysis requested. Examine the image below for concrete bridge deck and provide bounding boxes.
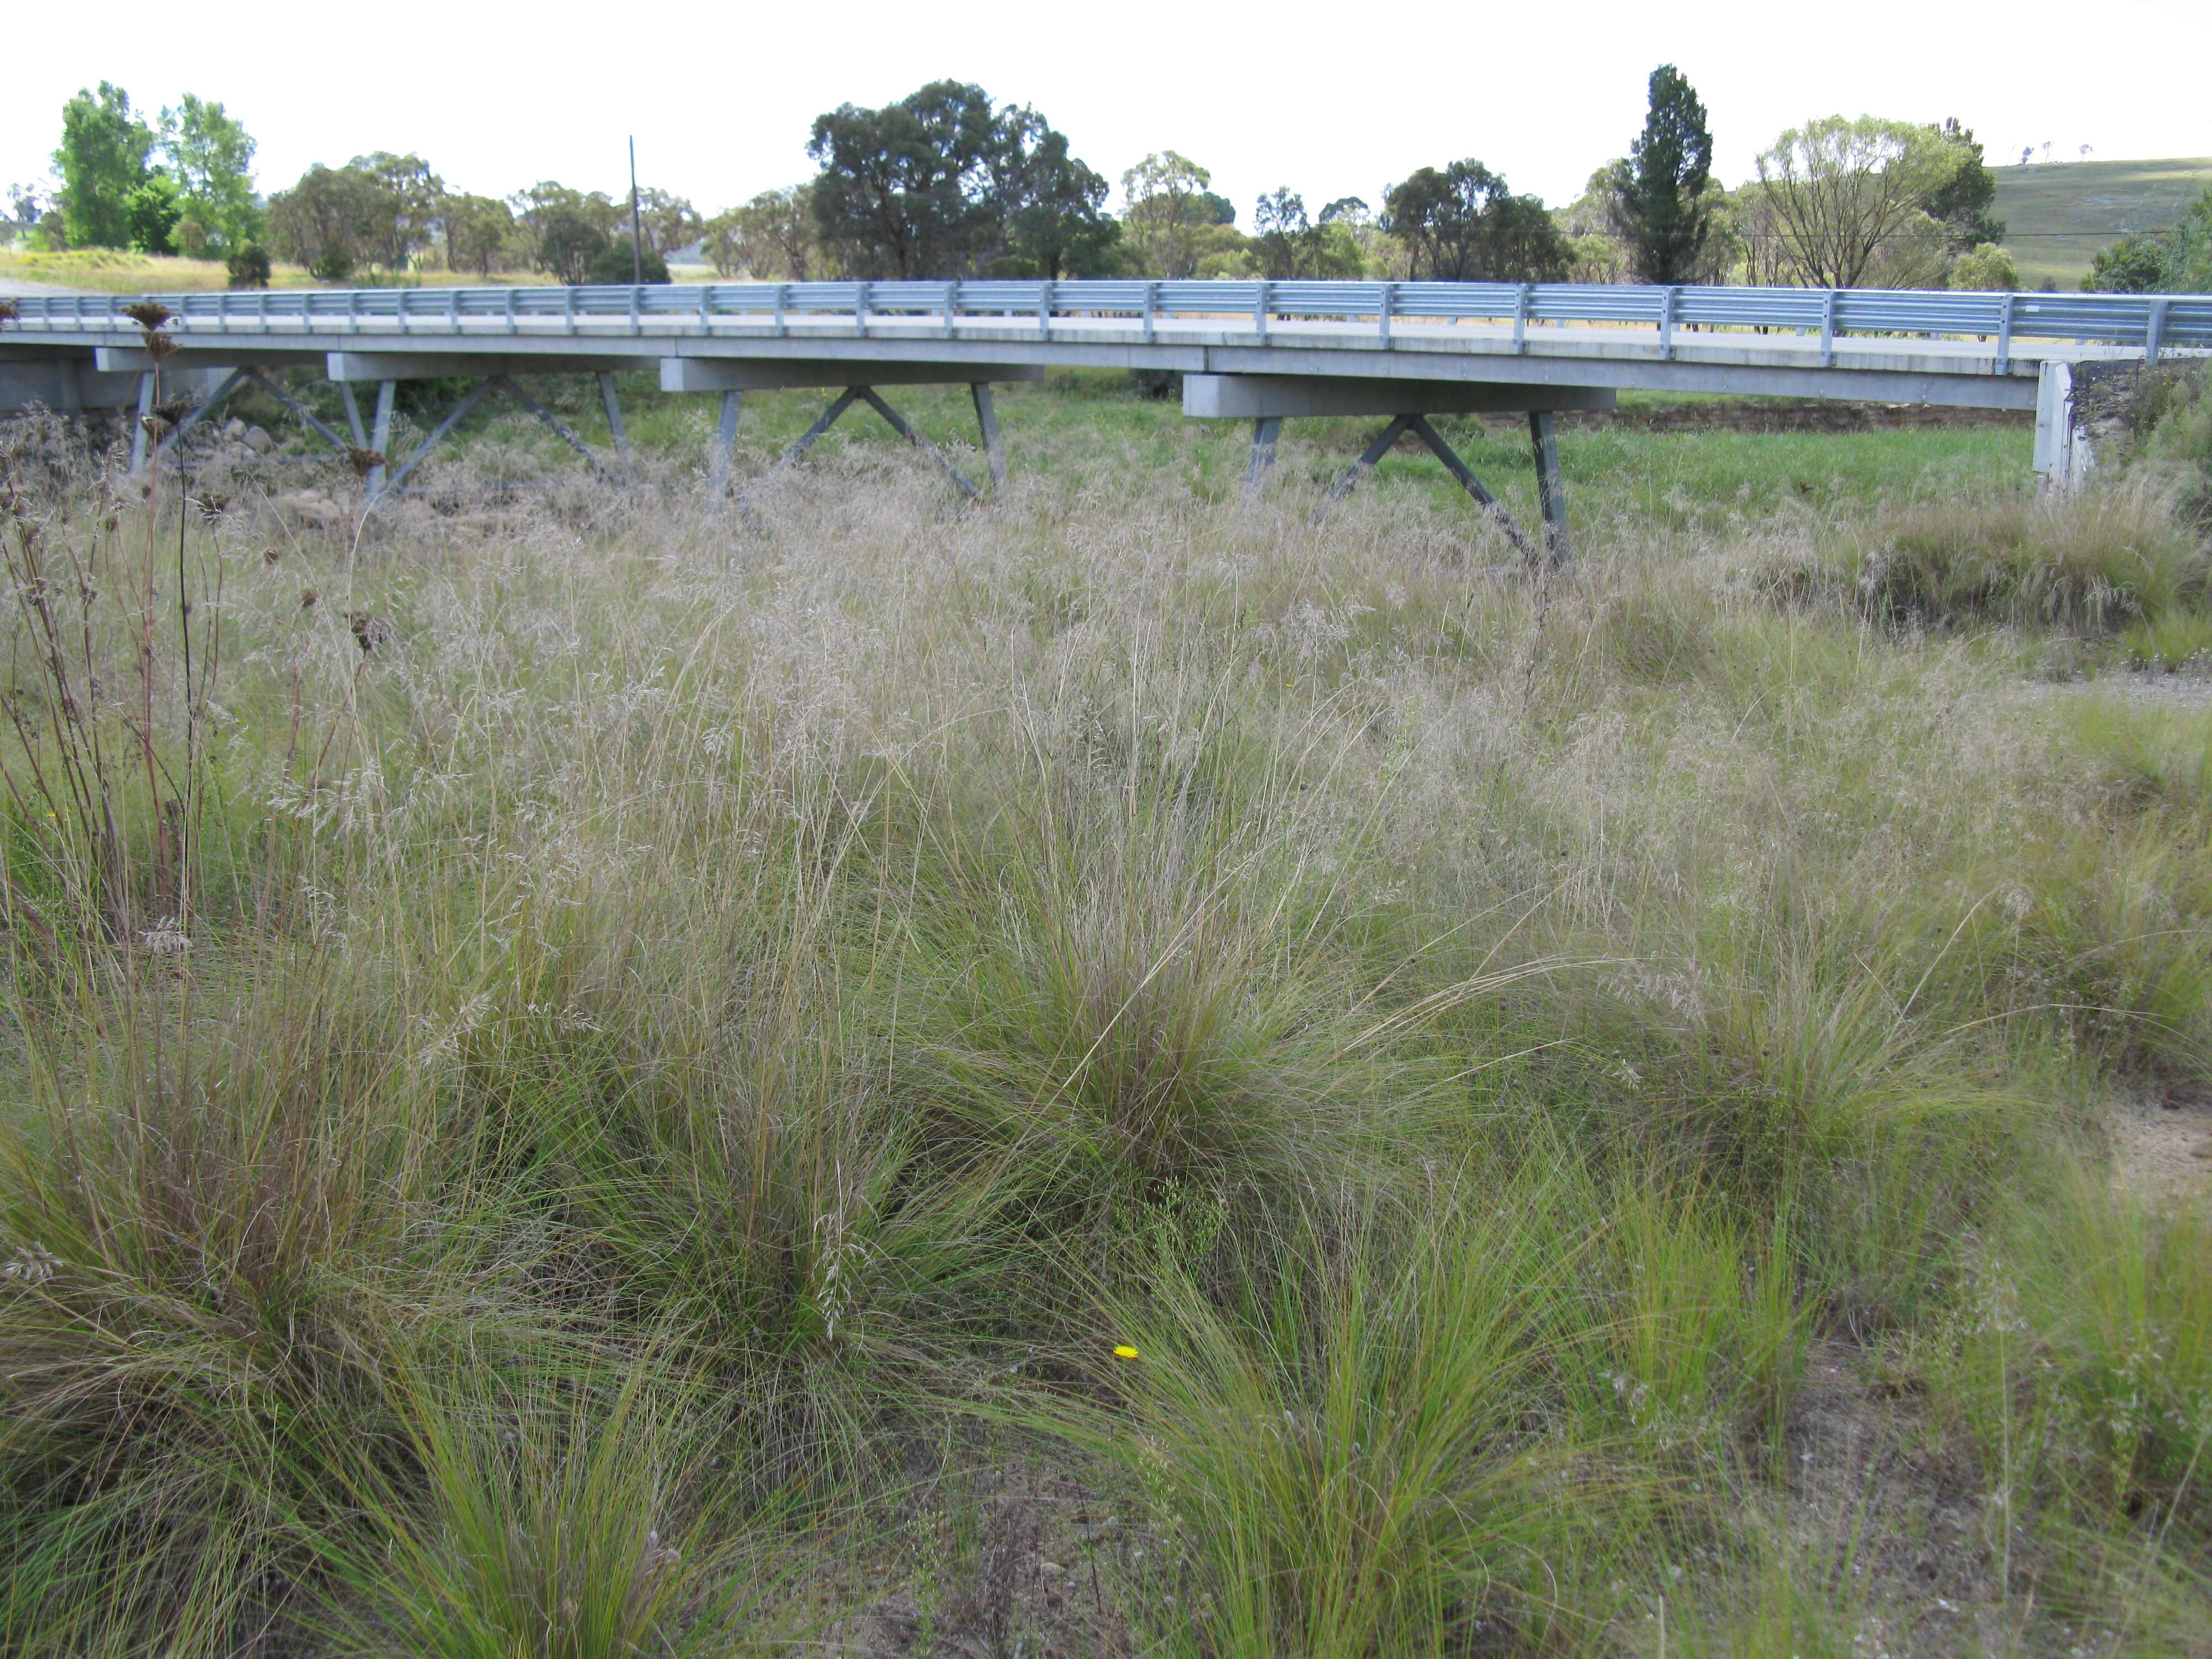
[4,278,2203,558]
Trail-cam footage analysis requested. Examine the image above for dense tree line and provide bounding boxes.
[14,73,2077,293]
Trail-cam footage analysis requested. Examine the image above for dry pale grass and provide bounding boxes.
[2,420,2210,1655]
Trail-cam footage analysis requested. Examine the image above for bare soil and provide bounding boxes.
[2111,1083,2212,1205]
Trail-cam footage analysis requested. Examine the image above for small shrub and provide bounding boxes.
[225,244,271,290]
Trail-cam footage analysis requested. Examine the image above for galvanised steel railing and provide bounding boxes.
[11,280,2209,368]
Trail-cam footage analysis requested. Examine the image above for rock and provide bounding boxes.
[241,425,274,455]
[221,417,247,441]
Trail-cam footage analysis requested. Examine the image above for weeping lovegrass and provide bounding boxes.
[2,392,2210,1655]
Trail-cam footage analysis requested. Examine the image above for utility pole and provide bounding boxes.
[629,135,644,285]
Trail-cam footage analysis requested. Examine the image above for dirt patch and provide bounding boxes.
[820,1458,1136,1658]
[1767,1338,2018,1656]
[2111,1084,2212,1204]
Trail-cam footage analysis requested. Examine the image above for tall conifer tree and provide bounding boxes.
[1613,65,1714,284]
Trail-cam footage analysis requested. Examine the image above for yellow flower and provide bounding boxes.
[1112,1344,1140,1360]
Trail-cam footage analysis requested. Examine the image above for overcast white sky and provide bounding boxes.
[8,0,2209,223]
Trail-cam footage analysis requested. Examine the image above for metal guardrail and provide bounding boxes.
[11,280,2209,366]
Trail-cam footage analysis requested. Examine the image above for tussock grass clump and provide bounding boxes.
[4,414,2212,1650]
[1802,482,2208,632]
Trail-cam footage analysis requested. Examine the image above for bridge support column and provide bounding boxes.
[1185,375,1603,564]
[237,367,356,455]
[128,371,155,474]
[1316,413,1533,559]
[366,381,395,499]
[597,373,636,483]
[2033,359,2092,498]
[1528,410,1569,565]
[743,385,982,504]
[492,375,626,487]
[349,375,627,505]
[709,390,743,495]
[971,383,1007,492]
[1243,416,1282,509]
[152,367,249,463]
[379,380,496,495]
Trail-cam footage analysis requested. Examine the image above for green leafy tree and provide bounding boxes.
[226,244,271,289]
[53,83,154,249]
[807,80,1099,278]
[703,185,826,279]
[351,152,443,270]
[1753,116,1963,287]
[1925,118,2004,252]
[1005,129,1118,278]
[513,182,622,284]
[587,237,670,284]
[268,164,375,279]
[1380,159,1569,282]
[123,172,183,255]
[442,192,517,276]
[7,181,50,241]
[630,187,701,260]
[1121,152,1240,278]
[1609,65,1714,284]
[1948,242,2018,290]
[1249,189,1364,279]
[268,154,441,278]
[2084,188,2212,293]
[158,95,260,252]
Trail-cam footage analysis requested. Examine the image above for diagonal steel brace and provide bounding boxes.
[1315,413,1532,557]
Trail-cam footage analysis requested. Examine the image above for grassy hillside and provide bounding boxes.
[1994,155,2212,289]
[0,246,547,294]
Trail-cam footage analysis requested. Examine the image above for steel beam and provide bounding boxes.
[853,388,981,498]
[96,344,324,372]
[490,375,624,484]
[1528,411,1569,565]
[1316,412,1534,557]
[1243,416,1282,509]
[661,357,1045,392]
[1319,415,1415,509]
[129,371,155,473]
[367,381,395,499]
[154,366,250,461]
[709,389,743,495]
[1186,374,1615,420]
[971,383,1007,492]
[0,359,152,414]
[328,350,639,380]
[597,372,634,482]
[241,367,354,453]
[379,379,497,495]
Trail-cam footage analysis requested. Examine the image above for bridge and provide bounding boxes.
[5,279,2206,560]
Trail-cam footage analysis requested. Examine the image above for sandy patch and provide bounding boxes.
[2110,1084,2212,1203]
